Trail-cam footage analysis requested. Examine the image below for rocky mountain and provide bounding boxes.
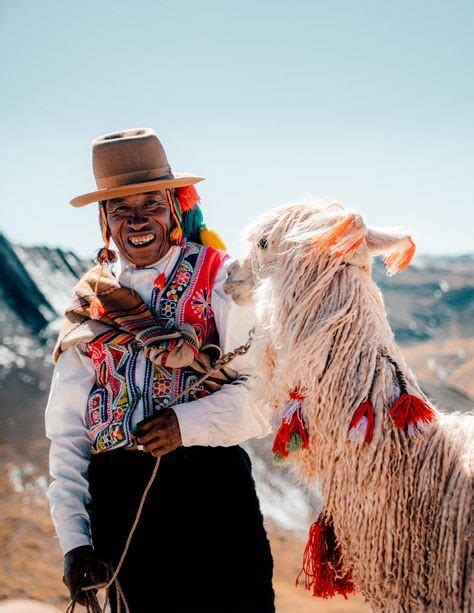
[0,231,473,526]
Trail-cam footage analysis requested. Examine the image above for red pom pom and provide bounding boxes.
[175,185,200,212]
[296,514,355,600]
[348,399,375,444]
[390,393,436,437]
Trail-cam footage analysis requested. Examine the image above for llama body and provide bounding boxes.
[225,203,473,611]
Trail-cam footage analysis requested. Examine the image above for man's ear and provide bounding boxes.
[366,227,416,276]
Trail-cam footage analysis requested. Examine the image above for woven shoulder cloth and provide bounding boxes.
[53,264,237,385]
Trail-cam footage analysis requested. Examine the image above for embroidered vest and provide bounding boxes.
[85,243,226,453]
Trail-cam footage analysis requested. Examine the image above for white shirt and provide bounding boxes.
[45,246,271,555]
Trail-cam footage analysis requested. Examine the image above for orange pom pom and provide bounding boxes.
[175,185,200,212]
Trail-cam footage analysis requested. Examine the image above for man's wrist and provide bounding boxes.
[173,399,210,446]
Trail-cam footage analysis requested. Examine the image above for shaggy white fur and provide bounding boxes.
[225,202,473,612]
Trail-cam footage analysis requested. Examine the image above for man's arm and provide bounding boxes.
[169,256,272,447]
[45,344,95,554]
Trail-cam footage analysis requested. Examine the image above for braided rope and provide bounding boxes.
[66,329,254,612]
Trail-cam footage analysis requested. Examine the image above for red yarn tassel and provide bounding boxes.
[390,393,436,437]
[175,185,200,212]
[296,514,355,600]
[272,390,308,463]
[154,272,166,290]
[348,399,375,444]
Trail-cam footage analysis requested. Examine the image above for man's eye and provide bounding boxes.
[145,201,166,210]
[258,238,268,249]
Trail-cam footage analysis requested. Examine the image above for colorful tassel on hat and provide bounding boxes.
[296,514,355,600]
[166,189,186,246]
[348,399,375,444]
[175,185,200,212]
[199,226,227,251]
[390,394,436,437]
[272,390,309,463]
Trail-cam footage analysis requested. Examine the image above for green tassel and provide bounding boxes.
[182,205,204,243]
[273,451,286,464]
[287,433,303,452]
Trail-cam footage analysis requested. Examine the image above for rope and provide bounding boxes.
[66,329,254,612]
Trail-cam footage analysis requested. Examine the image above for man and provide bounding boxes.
[45,128,275,612]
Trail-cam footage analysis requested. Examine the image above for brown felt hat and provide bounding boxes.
[70,128,204,207]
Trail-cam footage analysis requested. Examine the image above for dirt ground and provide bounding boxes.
[0,441,368,612]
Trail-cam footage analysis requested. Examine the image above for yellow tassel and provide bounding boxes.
[200,226,227,251]
[170,225,183,244]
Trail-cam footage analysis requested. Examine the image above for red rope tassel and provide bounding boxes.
[390,393,436,437]
[296,515,355,600]
[154,272,166,290]
[348,399,375,444]
[272,390,308,462]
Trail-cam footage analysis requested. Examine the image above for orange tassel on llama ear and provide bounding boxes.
[383,236,416,276]
[316,213,366,257]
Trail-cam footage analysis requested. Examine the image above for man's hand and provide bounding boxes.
[63,545,106,606]
[133,407,182,457]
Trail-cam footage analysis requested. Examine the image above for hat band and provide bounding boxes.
[96,165,173,189]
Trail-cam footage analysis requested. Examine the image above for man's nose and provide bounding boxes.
[128,215,149,231]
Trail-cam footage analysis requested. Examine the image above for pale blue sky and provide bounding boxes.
[1,0,473,258]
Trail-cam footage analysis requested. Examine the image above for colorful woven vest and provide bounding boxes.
[85,242,226,453]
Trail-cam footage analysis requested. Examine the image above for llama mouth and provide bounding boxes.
[128,233,156,248]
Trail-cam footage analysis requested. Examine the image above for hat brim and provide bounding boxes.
[70,173,204,207]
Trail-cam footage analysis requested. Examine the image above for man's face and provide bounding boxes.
[105,190,172,267]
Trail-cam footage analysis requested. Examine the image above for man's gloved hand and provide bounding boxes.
[132,407,183,457]
[63,545,106,606]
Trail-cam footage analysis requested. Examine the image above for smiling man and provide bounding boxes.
[45,129,274,612]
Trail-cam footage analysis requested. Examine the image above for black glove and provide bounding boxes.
[63,545,106,606]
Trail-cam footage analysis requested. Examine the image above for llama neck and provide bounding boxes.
[261,265,421,453]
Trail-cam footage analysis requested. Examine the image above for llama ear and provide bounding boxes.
[316,213,366,257]
[366,228,416,276]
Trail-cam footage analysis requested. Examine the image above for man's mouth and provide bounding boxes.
[128,233,156,247]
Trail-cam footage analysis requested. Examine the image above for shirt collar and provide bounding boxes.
[114,245,181,281]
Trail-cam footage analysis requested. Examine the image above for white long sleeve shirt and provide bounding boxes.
[45,246,271,555]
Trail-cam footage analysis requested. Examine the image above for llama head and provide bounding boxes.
[224,202,416,305]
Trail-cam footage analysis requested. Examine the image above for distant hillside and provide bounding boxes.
[0,232,473,524]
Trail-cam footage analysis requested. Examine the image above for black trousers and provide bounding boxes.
[88,446,275,613]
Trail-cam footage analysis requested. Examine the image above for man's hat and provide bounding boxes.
[70,128,204,207]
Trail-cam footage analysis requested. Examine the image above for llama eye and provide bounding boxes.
[258,238,268,249]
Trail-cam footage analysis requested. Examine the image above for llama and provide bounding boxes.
[224,202,473,612]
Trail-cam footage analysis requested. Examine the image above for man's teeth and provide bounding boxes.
[129,233,155,246]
